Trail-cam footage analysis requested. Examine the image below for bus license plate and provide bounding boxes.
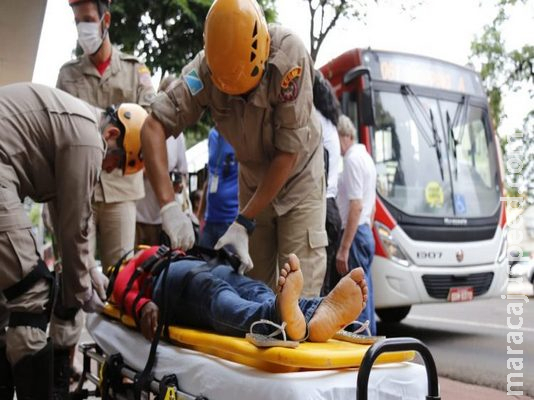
[447,287,474,302]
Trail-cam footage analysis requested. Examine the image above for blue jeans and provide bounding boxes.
[152,260,321,337]
[199,222,232,248]
[348,224,376,335]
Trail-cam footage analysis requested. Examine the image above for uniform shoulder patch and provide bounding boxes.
[279,66,302,102]
[281,66,302,89]
[138,66,153,87]
[184,69,204,96]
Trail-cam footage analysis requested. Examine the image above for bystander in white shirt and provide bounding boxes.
[318,111,341,199]
[337,143,377,228]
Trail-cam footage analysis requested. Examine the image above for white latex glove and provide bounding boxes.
[160,201,195,250]
[82,289,105,313]
[214,222,253,275]
[90,267,109,301]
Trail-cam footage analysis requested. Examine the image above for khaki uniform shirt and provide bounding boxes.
[151,25,323,216]
[57,47,156,203]
[0,83,104,307]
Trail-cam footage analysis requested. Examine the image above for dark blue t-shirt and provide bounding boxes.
[205,128,239,223]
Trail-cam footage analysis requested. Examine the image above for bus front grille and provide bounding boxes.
[421,272,494,299]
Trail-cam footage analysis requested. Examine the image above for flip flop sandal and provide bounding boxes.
[333,320,386,345]
[246,319,301,348]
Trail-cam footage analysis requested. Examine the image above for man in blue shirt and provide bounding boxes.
[199,128,239,248]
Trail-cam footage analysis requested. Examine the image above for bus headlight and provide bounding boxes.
[496,225,508,264]
[375,222,412,267]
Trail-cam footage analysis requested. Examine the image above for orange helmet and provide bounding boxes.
[204,0,270,95]
[105,104,147,175]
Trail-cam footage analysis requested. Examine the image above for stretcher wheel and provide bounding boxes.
[356,337,440,400]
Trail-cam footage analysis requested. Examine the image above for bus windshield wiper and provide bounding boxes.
[429,109,445,181]
[401,85,435,148]
[401,84,444,180]
[446,97,468,180]
[446,111,458,179]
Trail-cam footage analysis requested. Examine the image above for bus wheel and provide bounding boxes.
[376,306,411,323]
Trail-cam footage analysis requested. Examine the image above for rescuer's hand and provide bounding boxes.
[90,267,109,301]
[81,289,105,313]
[160,201,195,250]
[215,222,253,275]
[140,301,160,341]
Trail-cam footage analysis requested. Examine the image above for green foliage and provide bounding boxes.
[470,0,533,131]
[110,0,277,76]
[502,112,534,202]
[110,0,211,75]
[470,0,534,202]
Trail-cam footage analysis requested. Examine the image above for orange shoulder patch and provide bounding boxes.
[138,66,153,87]
[280,66,302,89]
[138,66,150,75]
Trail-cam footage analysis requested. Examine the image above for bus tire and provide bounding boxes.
[376,306,411,323]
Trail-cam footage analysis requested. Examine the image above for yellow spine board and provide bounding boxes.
[103,305,414,373]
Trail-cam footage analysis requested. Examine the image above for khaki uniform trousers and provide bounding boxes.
[91,200,137,275]
[0,188,51,365]
[247,179,328,297]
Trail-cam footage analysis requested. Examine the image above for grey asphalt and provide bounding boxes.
[377,285,534,399]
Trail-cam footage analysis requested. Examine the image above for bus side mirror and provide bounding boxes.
[343,66,375,127]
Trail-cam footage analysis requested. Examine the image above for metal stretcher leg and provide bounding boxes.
[356,337,441,400]
[73,342,207,400]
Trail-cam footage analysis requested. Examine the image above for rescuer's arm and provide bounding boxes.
[56,145,103,309]
[336,199,363,276]
[141,115,195,250]
[141,115,175,207]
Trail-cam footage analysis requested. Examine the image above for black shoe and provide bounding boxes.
[0,344,14,400]
[13,339,53,400]
[53,347,71,400]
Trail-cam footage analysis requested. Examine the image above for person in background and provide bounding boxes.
[312,71,343,296]
[136,75,189,246]
[336,115,378,335]
[53,0,156,394]
[58,0,156,273]
[141,0,327,296]
[198,127,239,248]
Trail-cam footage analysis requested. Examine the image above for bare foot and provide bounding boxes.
[277,254,306,341]
[308,267,367,342]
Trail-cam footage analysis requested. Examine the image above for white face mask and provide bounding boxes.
[76,17,106,55]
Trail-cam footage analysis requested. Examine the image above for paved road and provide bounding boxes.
[377,284,534,397]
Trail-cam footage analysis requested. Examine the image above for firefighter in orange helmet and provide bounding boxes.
[0,82,147,399]
[142,0,327,298]
[52,0,155,396]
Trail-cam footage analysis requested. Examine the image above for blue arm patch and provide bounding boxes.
[184,69,204,96]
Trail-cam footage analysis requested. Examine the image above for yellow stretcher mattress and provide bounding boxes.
[103,304,414,373]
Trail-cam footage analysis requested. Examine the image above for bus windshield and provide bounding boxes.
[373,90,501,218]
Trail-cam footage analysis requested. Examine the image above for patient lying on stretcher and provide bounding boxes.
[112,247,368,343]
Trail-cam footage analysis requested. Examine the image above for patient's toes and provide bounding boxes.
[287,253,301,272]
[350,267,365,283]
[278,275,286,289]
